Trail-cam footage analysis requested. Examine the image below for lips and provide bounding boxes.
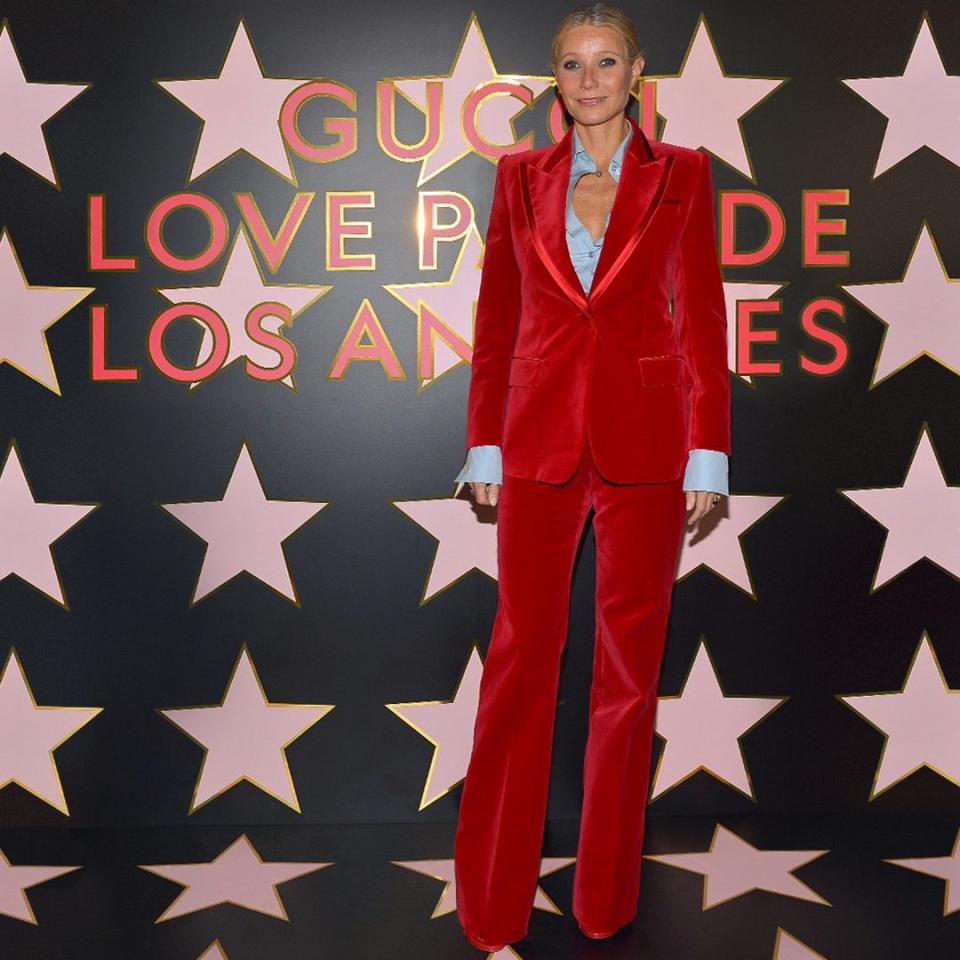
[578,96,606,105]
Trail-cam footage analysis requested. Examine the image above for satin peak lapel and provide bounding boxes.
[518,115,673,312]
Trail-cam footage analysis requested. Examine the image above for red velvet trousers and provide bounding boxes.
[453,432,687,944]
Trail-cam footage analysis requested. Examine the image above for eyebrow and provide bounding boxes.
[559,51,622,61]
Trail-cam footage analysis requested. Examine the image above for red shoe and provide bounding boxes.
[577,921,622,939]
[464,929,506,952]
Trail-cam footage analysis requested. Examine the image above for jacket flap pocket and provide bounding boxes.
[637,353,690,386]
[508,355,542,387]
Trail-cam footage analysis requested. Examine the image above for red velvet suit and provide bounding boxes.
[454,113,731,946]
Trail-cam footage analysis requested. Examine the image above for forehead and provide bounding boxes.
[557,23,626,56]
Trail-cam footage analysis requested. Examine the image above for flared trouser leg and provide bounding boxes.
[454,442,593,944]
[454,437,686,943]
[572,457,687,932]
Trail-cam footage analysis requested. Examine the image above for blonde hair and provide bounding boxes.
[549,2,645,74]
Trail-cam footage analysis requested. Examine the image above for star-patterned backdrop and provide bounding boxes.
[0,0,958,958]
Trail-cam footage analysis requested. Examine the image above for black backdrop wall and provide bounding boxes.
[0,1,958,958]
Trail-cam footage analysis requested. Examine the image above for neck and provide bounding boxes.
[574,114,629,171]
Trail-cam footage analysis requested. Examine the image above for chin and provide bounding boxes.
[570,106,621,124]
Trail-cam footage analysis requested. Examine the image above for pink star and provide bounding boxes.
[723,280,787,384]
[0,229,95,393]
[644,823,831,909]
[0,23,89,187]
[196,943,229,960]
[387,646,487,809]
[841,223,960,386]
[840,425,960,591]
[842,15,960,177]
[0,441,99,608]
[774,932,825,957]
[0,649,102,814]
[653,640,785,800]
[155,20,308,184]
[647,16,785,181]
[159,442,329,605]
[383,225,483,388]
[140,834,331,921]
[885,826,960,915]
[392,494,497,601]
[159,646,333,813]
[388,14,553,185]
[840,632,960,798]
[0,846,80,923]
[676,493,784,597]
[157,228,330,391]
[393,855,575,919]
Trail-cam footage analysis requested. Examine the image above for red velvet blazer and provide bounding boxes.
[463,113,731,485]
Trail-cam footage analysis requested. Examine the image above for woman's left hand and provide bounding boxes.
[685,490,724,526]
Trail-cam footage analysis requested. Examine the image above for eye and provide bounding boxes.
[601,57,618,66]
[562,59,579,70]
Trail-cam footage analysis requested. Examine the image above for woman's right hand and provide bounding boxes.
[469,482,501,507]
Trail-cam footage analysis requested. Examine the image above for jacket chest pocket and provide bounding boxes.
[649,199,684,242]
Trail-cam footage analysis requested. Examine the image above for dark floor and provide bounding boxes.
[1,811,957,958]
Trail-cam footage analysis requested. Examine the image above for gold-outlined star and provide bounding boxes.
[0,648,102,815]
[152,16,329,187]
[643,822,831,910]
[154,224,331,393]
[384,219,483,393]
[841,13,960,177]
[652,637,787,801]
[158,644,334,814]
[839,422,960,593]
[0,228,95,395]
[139,833,332,922]
[644,14,787,182]
[391,495,497,605]
[838,630,960,798]
[884,825,960,917]
[391,855,576,920]
[381,12,554,185]
[839,220,960,388]
[0,439,100,610]
[157,438,330,608]
[0,19,90,190]
[0,846,80,923]
[386,644,485,811]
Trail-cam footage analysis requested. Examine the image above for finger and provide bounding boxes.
[687,492,710,525]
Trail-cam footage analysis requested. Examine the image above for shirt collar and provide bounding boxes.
[570,119,633,184]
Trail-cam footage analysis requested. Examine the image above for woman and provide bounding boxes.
[452,2,731,951]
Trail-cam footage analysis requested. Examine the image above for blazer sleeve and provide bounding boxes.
[463,155,522,449]
[672,151,732,455]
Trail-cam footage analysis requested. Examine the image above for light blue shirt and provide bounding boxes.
[457,122,729,495]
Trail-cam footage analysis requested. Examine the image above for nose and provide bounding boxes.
[580,67,597,90]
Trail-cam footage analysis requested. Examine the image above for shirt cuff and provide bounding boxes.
[682,449,729,495]
[455,445,502,484]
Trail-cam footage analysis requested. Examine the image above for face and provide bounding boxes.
[553,24,643,125]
